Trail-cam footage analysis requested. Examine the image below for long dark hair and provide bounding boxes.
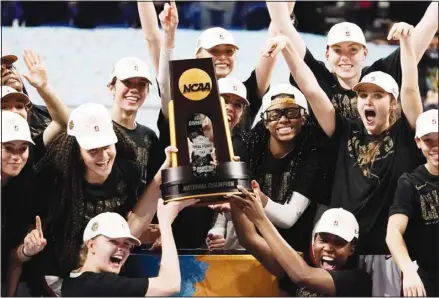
[246,114,315,205]
[34,125,138,272]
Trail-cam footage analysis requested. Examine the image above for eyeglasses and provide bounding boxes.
[262,107,305,122]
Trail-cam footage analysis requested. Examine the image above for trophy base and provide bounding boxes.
[161,161,251,205]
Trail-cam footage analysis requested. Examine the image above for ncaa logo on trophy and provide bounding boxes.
[161,58,251,205]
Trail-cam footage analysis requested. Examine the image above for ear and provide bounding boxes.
[107,82,116,96]
[325,48,329,61]
[362,47,368,61]
[348,242,356,256]
[415,137,422,149]
[301,115,308,126]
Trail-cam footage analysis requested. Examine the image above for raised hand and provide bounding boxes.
[262,35,289,58]
[23,216,47,257]
[161,146,178,169]
[228,180,265,224]
[206,233,226,251]
[159,1,179,49]
[387,22,414,41]
[157,198,199,225]
[22,49,48,89]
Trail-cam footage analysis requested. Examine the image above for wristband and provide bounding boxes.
[21,245,33,258]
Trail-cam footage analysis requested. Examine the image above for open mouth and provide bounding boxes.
[364,109,376,123]
[215,63,228,68]
[339,64,353,69]
[321,256,336,271]
[96,160,110,169]
[109,255,123,266]
[124,96,139,103]
[277,126,293,134]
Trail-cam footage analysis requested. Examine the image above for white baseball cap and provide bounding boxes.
[327,22,367,47]
[109,57,152,84]
[416,109,438,138]
[195,27,239,55]
[218,77,249,106]
[67,103,118,150]
[262,84,309,114]
[313,208,359,243]
[352,71,399,100]
[1,110,35,144]
[83,212,141,246]
[1,86,30,104]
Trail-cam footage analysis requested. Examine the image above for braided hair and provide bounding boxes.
[247,100,316,205]
[34,124,138,273]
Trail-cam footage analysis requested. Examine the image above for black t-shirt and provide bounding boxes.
[61,271,149,297]
[289,47,402,121]
[113,122,164,195]
[30,159,142,276]
[294,268,372,297]
[247,121,322,253]
[330,114,424,254]
[389,165,438,296]
[27,103,52,139]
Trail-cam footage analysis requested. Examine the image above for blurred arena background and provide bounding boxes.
[2,1,437,134]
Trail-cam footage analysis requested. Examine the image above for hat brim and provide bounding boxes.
[76,133,118,150]
[2,135,35,145]
[221,93,250,106]
[352,82,389,94]
[1,54,18,64]
[1,92,30,105]
[416,126,439,138]
[314,227,354,243]
[111,74,152,85]
[327,38,366,47]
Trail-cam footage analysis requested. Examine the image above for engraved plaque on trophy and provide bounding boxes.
[161,58,251,205]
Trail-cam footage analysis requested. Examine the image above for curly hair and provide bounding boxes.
[34,124,138,273]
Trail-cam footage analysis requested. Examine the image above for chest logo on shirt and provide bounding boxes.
[420,190,438,224]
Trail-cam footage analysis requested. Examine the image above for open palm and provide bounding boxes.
[23,49,48,89]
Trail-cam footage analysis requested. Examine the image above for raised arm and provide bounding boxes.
[386,214,426,297]
[262,35,335,136]
[412,1,438,63]
[234,183,336,296]
[146,199,197,297]
[22,49,69,145]
[138,2,161,75]
[157,1,178,119]
[127,146,174,238]
[388,23,423,128]
[266,1,306,60]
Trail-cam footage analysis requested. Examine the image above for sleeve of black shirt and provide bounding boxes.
[328,268,372,297]
[63,272,149,297]
[146,131,165,185]
[389,174,415,218]
[363,48,402,87]
[157,109,171,149]
[243,69,264,124]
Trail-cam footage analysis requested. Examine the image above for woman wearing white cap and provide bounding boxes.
[61,197,197,297]
[24,103,176,296]
[266,2,437,120]
[268,9,425,297]
[229,185,371,296]
[1,49,69,139]
[107,55,165,196]
[387,109,438,297]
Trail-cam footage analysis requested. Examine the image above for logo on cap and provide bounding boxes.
[433,119,437,124]
[94,126,100,132]
[219,33,224,40]
[14,125,19,132]
[68,120,74,131]
[345,31,350,37]
[91,222,99,231]
[371,76,375,81]
[333,220,339,226]
[134,65,138,71]
[233,85,238,91]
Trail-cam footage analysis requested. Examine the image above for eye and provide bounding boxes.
[373,93,383,99]
[267,110,281,121]
[334,48,341,55]
[358,92,368,99]
[285,108,301,119]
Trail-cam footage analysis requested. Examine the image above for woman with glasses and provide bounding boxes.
[240,84,325,295]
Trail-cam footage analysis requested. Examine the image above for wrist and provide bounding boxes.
[21,245,33,259]
[36,82,50,92]
[402,261,418,274]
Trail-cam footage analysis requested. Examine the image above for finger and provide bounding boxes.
[236,185,251,197]
[36,216,43,235]
[170,0,176,9]
[406,26,413,37]
[22,74,31,84]
[22,51,33,71]
[420,285,426,297]
[25,49,36,65]
[35,51,42,65]
[387,24,397,40]
[209,241,226,248]
[31,229,42,246]
[28,232,39,248]
[29,49,39,65]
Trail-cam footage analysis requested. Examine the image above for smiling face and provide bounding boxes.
[87,236,133,274]
[325,42,367,81]
[1,140,29,179]
[196,45,237,79]
[416,132,438,169]
[264,101,306,144]
[1,62,24,92]
[1,96,28,119]
[109,77,150,113]
[80,144,116,184]
[313,233,354,271]
[222,94,246,129]
[356,85,396,135]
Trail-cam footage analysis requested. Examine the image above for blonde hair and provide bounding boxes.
[358,95,399,177]
[76,243,89,269]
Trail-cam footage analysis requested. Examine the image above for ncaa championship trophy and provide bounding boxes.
[161,58,251,205]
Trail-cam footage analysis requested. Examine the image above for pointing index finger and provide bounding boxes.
[36,216,43,235]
